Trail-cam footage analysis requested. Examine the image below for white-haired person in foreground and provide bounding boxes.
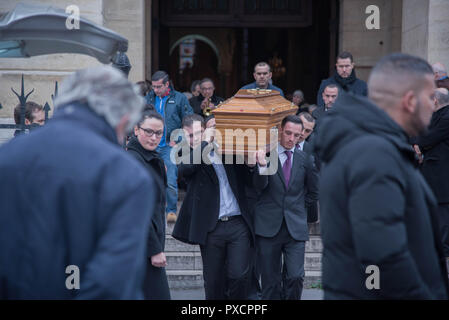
[0,66,160,299]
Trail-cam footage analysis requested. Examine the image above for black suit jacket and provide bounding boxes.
[416,105,449,203]
[311,106,327,121]
[298,137,322,172]
[253,149,319,241]
[173,142,255,246]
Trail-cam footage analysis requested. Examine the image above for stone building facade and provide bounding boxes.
[0,0,448,118]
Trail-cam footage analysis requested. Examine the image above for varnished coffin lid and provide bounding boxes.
[212,89,296,116]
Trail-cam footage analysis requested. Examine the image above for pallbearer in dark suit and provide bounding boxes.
[252,115,319,300]
[173,115,255,300]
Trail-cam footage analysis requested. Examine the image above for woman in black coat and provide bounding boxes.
[127,110,171,300]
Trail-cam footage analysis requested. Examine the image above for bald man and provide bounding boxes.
[432,62,449,90]
[315,53,449,299]
[413,87,449,270]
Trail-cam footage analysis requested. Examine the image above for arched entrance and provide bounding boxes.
[168,35,220,94]
[152,0,338,102]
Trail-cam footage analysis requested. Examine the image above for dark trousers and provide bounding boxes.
[257,220,305,300]
[247,246,262,300]
[200,216,252,300]
[143,264,171,300]
[438,203,449,257]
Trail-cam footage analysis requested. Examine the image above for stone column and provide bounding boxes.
[402,0,449,68]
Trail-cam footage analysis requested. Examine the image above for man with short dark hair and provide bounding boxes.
[189,78,224,118]
[252,115,319,299]
[13,101,45,136]
[241,62,284,97]
[145,70,194,223]
[181,114,205,149]
[413,87,449,273]
[315,53,449,299]
[316,51,367,108]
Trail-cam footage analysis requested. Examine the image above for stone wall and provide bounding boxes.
[402,0,449,68]
[0,0,146,118]
[339,0,403,81]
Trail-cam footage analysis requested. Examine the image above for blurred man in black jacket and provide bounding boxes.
[413,87,449,271]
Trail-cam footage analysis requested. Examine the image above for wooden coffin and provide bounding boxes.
[212,89,298,155]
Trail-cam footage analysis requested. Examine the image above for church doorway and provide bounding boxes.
[151,0,338,104]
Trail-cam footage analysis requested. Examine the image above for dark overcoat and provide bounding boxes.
[127,136,170,300]
[0,103,156,299]
[172,142,255,246]
[314,92,449,299]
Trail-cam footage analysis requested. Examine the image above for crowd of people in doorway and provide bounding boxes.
[1,50,448,300]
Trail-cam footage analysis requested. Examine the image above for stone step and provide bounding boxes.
[168,221,321,236]
[303,270,323,289]
[166,252,203,270]
[167,270,322,290]
[167,270,203,290]
[308,222,321,235]
[305,236,323,253]
[166,222,176,235]
[165,234,322,253]
[165,251,322,271]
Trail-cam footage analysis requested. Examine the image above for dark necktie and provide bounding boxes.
[282,150,292,188]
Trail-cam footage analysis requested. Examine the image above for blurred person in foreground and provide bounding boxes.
[0,66,158,299]
[314,53,449,299]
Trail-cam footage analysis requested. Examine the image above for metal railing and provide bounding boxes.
[0,74,56,134]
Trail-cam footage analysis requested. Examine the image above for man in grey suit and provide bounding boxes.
[252,115,319,300]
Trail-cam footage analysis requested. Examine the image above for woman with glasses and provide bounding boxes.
[127,110,171,300]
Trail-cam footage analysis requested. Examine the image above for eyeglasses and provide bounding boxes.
[139,126,163,138]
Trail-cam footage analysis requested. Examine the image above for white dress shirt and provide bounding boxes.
[208,150,241,219]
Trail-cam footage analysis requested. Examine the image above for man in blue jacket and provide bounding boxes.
[241,62,284,97]
[146,71,194,223]
[0,66,158,299]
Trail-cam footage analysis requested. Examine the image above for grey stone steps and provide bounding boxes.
[166,251,203,270]
[165,235,200,252]
[167,270,322,290]
[165,234,322,253]
[165,251,322,271]
[167,221,321,236]
[168,196,323,290]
